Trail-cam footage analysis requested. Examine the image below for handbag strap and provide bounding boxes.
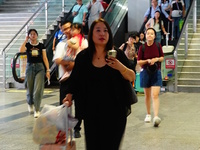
[176,2,180,10]
[75,4,83,16]
[67,106,73,146]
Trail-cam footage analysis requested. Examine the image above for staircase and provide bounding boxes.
[177,1,200,92]
[0,0,43,88]
[0,0,89,88]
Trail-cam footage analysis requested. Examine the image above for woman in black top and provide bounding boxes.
[19,29,50,118]
[63,18,135,150]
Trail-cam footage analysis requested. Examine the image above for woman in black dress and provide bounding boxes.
[63,18,135,150]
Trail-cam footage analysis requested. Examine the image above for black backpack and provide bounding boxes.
[141,42,161,74]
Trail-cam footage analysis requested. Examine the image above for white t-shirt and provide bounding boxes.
[86,1,104,28]
[53,40,68,78]
[147,18,164,32]
[53,38,88,78]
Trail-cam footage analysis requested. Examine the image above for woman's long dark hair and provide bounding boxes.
[87,18,113,60]
[153,11,162,31]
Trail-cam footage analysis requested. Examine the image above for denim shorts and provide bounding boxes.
[140,68,162,88]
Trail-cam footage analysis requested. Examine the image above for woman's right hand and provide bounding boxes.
[63,93,73,107]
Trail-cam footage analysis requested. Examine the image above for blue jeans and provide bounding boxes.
[172,17,181,39]
[140,69,162,88]
[26,63,45,111]
[185,0,190,13]
[155,31,162,44]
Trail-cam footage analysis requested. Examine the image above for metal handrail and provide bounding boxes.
[1,0,68,89]
[12,52,26,83]
[1,0,48,55]
[174,0,196,92]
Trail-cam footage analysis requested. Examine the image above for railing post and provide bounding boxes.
[26,24,29,36]
[62,0,65,13]
[174,49,178,93]
[193,0,197,33]
[45,1,48,34]
[185,23,188,58]
[3,51,6,90]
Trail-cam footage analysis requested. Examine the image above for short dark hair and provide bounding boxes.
[146,27,157,37]
[61,19,71,26]
[28,29,38,36]
[128,34,135,39]
[87,18,113,58]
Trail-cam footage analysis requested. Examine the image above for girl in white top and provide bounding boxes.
[145,11,167,43]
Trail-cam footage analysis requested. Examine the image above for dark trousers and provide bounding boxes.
[59,79,70,105]
[74,119,82,131]
[83,113,127,150]
[60,79,82,131]
[74,98,82,131]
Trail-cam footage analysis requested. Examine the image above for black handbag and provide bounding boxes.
[146,63,158,75]
[124,80,138,116]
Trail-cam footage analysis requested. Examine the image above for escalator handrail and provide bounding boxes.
[12,52,58,83]
[102,0,115,18]
[12,52,26,83]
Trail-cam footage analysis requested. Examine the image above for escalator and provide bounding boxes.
[12,0,128,86]
[104,0,128,47]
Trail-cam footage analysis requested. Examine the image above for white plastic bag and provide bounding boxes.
[32,115,58,144]
[33,104,78,144]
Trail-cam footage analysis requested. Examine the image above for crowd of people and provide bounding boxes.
[143,0,190,44]
[19,0,192,149]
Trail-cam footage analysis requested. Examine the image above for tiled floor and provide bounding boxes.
[0,87,200,150]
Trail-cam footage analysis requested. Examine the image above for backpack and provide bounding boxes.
[141,42,161,58]
[141,42,161,74]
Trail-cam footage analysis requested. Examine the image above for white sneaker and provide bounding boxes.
[144,114,151,123]
[153,116,161,127]
[28,105,34,114]
[34,111,40,118]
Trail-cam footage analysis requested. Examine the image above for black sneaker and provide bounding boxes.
[74,130,81,138]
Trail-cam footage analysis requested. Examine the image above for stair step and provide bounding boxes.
[178,78,200,85]
[178,72,200,78]
[177,65,200,72]
[178,54,200,59]
[178,60,200,66]
[177,85,200,93]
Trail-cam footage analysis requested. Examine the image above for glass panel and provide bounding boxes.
[104,0,127,35]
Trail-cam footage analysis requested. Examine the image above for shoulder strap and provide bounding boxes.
[159,5,162,14]
[155,42,161,56]
[142,44,145,59]
[142,42,161,59]
[77,4,83,13]
[123,43,128,52]
[148,6,152,19]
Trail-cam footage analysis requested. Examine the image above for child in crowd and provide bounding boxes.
[60,23,88,82]
[52,22,66,54]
